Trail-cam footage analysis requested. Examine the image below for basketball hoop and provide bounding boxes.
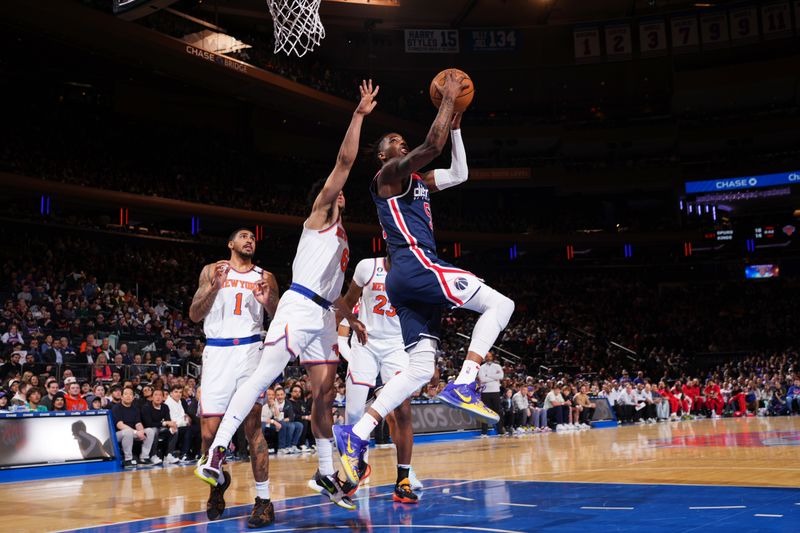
[266,0,325,57]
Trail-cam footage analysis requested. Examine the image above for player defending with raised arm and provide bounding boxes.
[196,80,377,513]
[189,229,279,528]
[337,255,421,503]
[334,72,515,485]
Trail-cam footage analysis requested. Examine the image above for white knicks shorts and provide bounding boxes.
[264,290,339,365]
[200,341,265,416]
[346,339,408,388]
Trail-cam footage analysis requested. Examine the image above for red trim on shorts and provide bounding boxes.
[262,324,296,357]
[201,413,225,418]
[347,370,375,388]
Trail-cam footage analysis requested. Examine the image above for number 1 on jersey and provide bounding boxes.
[233,292,243,315]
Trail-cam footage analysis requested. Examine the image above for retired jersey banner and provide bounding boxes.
[671,14,700,52]
[404,29,459,53]
[700,12,730,49]
[605,23,632,59]
[467,29,518,52]
[574,26,602,62]
[639,18,668,56]
[761,2,792,38]
[729,6,759,44]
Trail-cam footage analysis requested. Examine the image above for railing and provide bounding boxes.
[35,363,188,383]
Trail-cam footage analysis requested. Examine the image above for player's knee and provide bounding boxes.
[494,292,514,328]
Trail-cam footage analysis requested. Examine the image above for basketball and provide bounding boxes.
[429,68,474,113]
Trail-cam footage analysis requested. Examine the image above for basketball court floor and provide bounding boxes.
[6,416,800,532]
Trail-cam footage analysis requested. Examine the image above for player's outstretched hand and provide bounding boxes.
[253,279,271,305]
[451,112,462,130]
[348,317,368,345]
[435,70,469,100]
[211,260,229,287]
[355,79,379,116]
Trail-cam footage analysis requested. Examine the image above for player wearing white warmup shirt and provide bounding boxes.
[196,80,377,515]
[188,228,279,528]
[337,256,423,503]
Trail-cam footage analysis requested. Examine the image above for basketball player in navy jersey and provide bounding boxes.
[334,72,515,485]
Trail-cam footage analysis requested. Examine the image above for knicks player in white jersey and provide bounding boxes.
[196,80,376,513]
[337,256,422,503]
[189,228,279,528]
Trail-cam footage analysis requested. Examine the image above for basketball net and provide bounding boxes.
[266,0,325,57]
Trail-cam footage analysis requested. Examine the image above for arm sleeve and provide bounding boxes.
[433,129,468,191]
[352,258,376,288]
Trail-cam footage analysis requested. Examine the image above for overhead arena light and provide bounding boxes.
[182,29,252,54]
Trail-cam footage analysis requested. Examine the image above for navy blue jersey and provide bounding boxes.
[370,172,436,256]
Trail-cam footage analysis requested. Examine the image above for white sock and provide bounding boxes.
[316,438,335,477]
[255,480,270,500]
[352,413,379,441]
[210,344,291,450]
[454,360,480,385]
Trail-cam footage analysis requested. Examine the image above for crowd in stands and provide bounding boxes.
[1,225,798,468]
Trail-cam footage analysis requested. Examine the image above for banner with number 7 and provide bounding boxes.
[670,14,700,53]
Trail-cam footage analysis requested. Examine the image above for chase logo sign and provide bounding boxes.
[685,171,800,194]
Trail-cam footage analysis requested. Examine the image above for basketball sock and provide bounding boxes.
[210,344,292,451]
[345,380,370,424]
[352,413,379,442]
[255,480,270,500]
[368,339,436,422]
[316,438,335,477]
[461,284,515,357]
[397,464,410,484]
[454,360,480,385]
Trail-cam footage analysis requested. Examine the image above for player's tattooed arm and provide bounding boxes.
[380,71,468,188]
[188,261,227,322]
[254,271,280,319]
[422,112,466,193]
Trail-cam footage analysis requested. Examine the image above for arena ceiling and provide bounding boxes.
[196,0,742,30]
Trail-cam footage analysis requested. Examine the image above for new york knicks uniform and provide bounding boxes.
[264,217,348,364]
[201,265,266,416]
[347,257,407,387]
[371,172,480,349]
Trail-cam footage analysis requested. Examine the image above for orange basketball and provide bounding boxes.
[429,68,474,113]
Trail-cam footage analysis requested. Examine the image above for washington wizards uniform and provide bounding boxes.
[371,172,480,349]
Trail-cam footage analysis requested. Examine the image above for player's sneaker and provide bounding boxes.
[307,469,356,510]
[392,479,419,504]
[206,470,231,520]
[408,466,423,491]
[247,496,275,529]
[341,461,372,497]
[195,446,227,487]
[437,382,499,424]
[333,425,369,485]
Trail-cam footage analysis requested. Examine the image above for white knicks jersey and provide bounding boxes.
[291,217,349,304]
[203,265,265,339]
[353,257,402,341]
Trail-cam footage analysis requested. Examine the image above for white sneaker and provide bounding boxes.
[580,423,590,430]
[479,434,490,439]
[556,424,565,432]
[146,455,163,465]
[277,448,289,455]
[164,454,179,465]
[408,466,423,491]
[636,419,646,425]
[291,446,301,454]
